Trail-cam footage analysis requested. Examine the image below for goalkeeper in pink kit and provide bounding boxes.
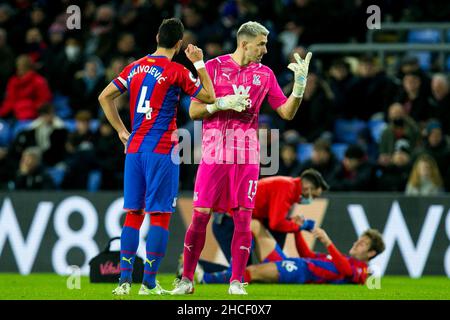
[171,21,312,295]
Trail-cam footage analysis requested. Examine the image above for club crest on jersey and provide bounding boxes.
[253,74,261,85]
[189,71,201,87]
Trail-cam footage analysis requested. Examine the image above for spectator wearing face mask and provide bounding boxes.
[45,36,85,96]
[378,102,420,167]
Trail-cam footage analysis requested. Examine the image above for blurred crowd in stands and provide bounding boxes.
[0,0,449,194]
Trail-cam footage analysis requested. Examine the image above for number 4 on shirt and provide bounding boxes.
[137,86,153,120]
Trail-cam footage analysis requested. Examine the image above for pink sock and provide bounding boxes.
[182,210,211,281]
[230,209,252,283]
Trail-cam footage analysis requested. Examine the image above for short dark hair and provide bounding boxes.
[38,103,54,115]
[157,18,184,49]
[345,145,365,160]
[300,168,329,191]
[362,229,385,260]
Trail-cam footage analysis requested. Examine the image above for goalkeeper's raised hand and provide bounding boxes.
[206,94,250,114]
[288,52,312,98]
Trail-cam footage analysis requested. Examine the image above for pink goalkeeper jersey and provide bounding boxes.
[195,54,287,164]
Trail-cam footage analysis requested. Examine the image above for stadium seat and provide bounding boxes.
[296,143,313,163]
[331,143,348,161]
[11,120,32,139]
[46,167,66,189]
[63,119,77,132]
[87,170,102,192]
[407,29,441,43]
[334,119,366,144]
[368,119,387,144]
[90,119,100,132]
[0,120,11,146]
[409,52,432,70]
[52,93,72,119]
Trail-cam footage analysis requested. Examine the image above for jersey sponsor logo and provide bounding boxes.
[281,260,298,272]
[232,84,251,96]
[253,74,261,85]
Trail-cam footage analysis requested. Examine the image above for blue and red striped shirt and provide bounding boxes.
[295,232,369,284]
[113,55,202,154]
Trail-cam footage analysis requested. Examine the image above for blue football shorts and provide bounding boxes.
[123,152,179,213]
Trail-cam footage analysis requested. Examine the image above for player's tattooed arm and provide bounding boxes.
[275,52,312,120]
[98,82,130,152]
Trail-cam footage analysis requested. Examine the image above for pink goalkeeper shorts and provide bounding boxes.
[193,161,260,212]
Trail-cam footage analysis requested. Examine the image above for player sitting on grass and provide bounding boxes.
[195,219,385,285]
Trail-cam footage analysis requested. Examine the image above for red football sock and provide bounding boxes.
[182,210,211,281]
[230,209,252,283]
[123,210,145,229]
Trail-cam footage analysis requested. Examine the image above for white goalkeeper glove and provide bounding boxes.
[206,94,250,114]
[287,52,312,98]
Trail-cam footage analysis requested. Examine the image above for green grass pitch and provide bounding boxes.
[0,274,449,300]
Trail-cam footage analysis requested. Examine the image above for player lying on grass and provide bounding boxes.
[195,219,385,285]
[210,169,328,268]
